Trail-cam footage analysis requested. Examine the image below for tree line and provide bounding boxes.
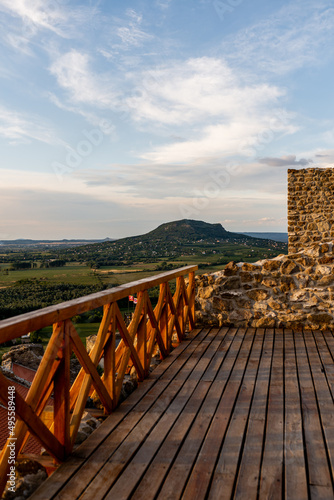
[0,279,104,320]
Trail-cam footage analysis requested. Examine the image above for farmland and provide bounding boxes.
[0,220,288,322]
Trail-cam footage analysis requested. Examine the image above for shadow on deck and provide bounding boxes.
[31,327,334,500]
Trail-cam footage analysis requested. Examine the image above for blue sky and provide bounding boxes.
[0,0,333,239]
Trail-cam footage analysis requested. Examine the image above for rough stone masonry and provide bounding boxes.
[195,168,334,330]
[288,168,334,253]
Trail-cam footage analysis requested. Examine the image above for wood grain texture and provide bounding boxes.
[0,266,197,497]
[18,328,334,500]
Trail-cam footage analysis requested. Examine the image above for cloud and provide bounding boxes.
[0,0,101,54]
[220,1,334,75]
[116,9,153,48]
[0,103,63,145]
[124,57,296,163]
[156,0,172,10]
[0,0,68,37]
[258,155,313,167]
[126,57,284,125]
[312,149,334,166]
[100,7,154,55]
[240,216,286,228]
[49,50,118,107]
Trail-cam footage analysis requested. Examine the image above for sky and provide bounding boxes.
[0,0,334,239]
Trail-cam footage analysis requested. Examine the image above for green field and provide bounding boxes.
[0,242,286,290]
[0,264,101,288]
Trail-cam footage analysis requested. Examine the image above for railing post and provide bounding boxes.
[176,277,185,338]
[188,271,196,331]
[53,321,71,455]
[159,283,169,353]
[136,291,148,374]
[103,303,116,409]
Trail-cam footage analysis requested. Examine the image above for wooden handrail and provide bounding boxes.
[0,265,197,344]
[0,265,197,495]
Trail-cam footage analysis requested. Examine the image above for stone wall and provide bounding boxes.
[195,242,334,330]
[288,168,334,253]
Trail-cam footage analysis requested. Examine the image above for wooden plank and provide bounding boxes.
[104,379,206,500]
[201,327,237,382]
[134,329,245,500]
[193,328,263,500]
[77,329,219,499]
[157,328,254,499]
[188,328,227,381]
[159,329,211,382]
[259,329,284,500]
[320,330,334,398]
[173,328,220,383]
[133,381,212,500]
[31,375,170,500]
[305,330,334,484]
[50,379,173,500]
[0,265,198,342]
[38,329,205,499]
[29,457,85,500]
[234,329,274,499]
[78,379,186,500]
[295,332,333,498]
[31,328,204,500]
[284,330,308,500]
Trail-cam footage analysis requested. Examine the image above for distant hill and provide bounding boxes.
[131,219,240,243]
[63,219,287,265]
[240,232,288,243]
[0,238,113,248]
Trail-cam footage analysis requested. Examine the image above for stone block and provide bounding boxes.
[241,262,261,272]
[246,289,270,301]
[239,271,253,282]
[263,260,281,271]
[224,261,240,276]
[280,260,300,275]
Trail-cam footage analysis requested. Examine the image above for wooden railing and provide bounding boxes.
[0,265,197,494]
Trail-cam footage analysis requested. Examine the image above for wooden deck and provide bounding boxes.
[31,327,334,500]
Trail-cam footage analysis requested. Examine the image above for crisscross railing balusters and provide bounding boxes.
[0,265,197,497]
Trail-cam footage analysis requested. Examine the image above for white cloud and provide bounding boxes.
[156,0,172,10]
[140,118,297,164]
[117,8,153,48]
[0,0,68,37]
[105,8,153,52]
[0,103,63,145]
[49,50,118,107]
[124,57,297,163]
[127,57,276,125]
[0,0,101,54]
[258,155,313,167]
[312,149,334,167]
[221,1,334,75]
